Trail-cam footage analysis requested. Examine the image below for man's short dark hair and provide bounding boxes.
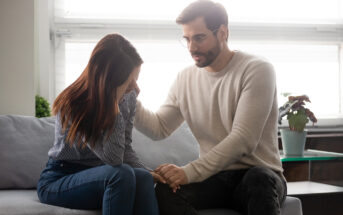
[176,0,228,32]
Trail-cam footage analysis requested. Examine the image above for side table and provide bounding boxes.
[281,149,343,215]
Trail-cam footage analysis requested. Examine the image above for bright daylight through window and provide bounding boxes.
[52,0,343,129]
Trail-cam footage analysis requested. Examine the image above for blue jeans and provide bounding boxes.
[37,158,159,215]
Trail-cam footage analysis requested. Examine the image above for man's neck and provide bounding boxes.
[205,47,234,73]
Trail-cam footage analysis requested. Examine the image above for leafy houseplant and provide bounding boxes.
[278,95,317,156]
[35,95,51,118]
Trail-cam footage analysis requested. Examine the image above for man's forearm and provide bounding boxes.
[134,100,184,140]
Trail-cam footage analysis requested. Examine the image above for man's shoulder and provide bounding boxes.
[176,64,198,81]
[181,64,197,74]
[236,50,272,67]
[232,51,275,79]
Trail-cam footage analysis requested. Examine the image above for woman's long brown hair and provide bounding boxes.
[52,34,143,148]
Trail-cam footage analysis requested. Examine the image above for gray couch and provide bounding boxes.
[0,115,302,215]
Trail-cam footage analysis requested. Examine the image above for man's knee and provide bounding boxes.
[155,183,198,215]
[155,183,183,209]
[235,167,286,215]
[241,166,281,189]
[238,166,286,203]
[238,166,286,205]
[155,182,172,199]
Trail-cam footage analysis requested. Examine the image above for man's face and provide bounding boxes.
[181,17,221,68]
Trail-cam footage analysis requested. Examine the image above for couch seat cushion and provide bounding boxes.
[0,190,302,215]
[0,190,100,215]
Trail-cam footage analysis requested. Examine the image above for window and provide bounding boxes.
[52,0,343,129]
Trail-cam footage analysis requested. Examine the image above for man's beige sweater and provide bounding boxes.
[135,51,283,183]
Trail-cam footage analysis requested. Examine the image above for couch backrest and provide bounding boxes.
[0,115,55,189]
[0,115,199,189]
[132,123,199,170]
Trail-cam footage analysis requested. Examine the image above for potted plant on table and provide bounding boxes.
[278,95,317,156]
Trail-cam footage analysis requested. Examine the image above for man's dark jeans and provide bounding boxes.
[156,166,287,215]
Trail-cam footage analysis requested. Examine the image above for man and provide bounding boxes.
[134,0,286,214]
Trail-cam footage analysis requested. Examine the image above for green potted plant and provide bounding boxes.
[35,95,51,118]
[278,95,317,156]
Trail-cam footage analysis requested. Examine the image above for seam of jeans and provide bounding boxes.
[107,187,112,214]
[41,179,108,194]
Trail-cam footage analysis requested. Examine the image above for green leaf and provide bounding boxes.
[287,109,309,132]
[35,95,51,118]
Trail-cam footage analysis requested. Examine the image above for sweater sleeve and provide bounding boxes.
[123,91,148,169]
[134,73,185,140]
[182,62,277,183]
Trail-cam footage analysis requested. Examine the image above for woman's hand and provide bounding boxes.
[126,80,140,95]
[150,171,167,184]
[117,66,141,101]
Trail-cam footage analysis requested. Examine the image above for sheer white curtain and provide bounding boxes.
[52,0,343,127]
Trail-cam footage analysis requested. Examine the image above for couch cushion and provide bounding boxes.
[0,115,55,189]
[0,190,302,215]
[281,196,303,215]
[0,190,100,215]
[132,123,199,170]
[0,190,234,215]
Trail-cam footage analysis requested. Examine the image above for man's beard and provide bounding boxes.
[191,40,221,68]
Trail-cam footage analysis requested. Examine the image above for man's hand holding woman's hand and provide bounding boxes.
[154,164,188,193]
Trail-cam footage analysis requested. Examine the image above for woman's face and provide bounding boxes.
[116,65,141,101]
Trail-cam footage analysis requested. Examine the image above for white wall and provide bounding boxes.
[35,0,53,105]
[0,0,35,115]
[0,0,50,116]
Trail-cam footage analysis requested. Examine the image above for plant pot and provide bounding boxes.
[280,128,307,156]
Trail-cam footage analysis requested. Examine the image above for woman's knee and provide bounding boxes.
[104,164,136,187]
[134,168,153,184]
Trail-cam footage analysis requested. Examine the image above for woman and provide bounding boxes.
[37,34,161,215]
